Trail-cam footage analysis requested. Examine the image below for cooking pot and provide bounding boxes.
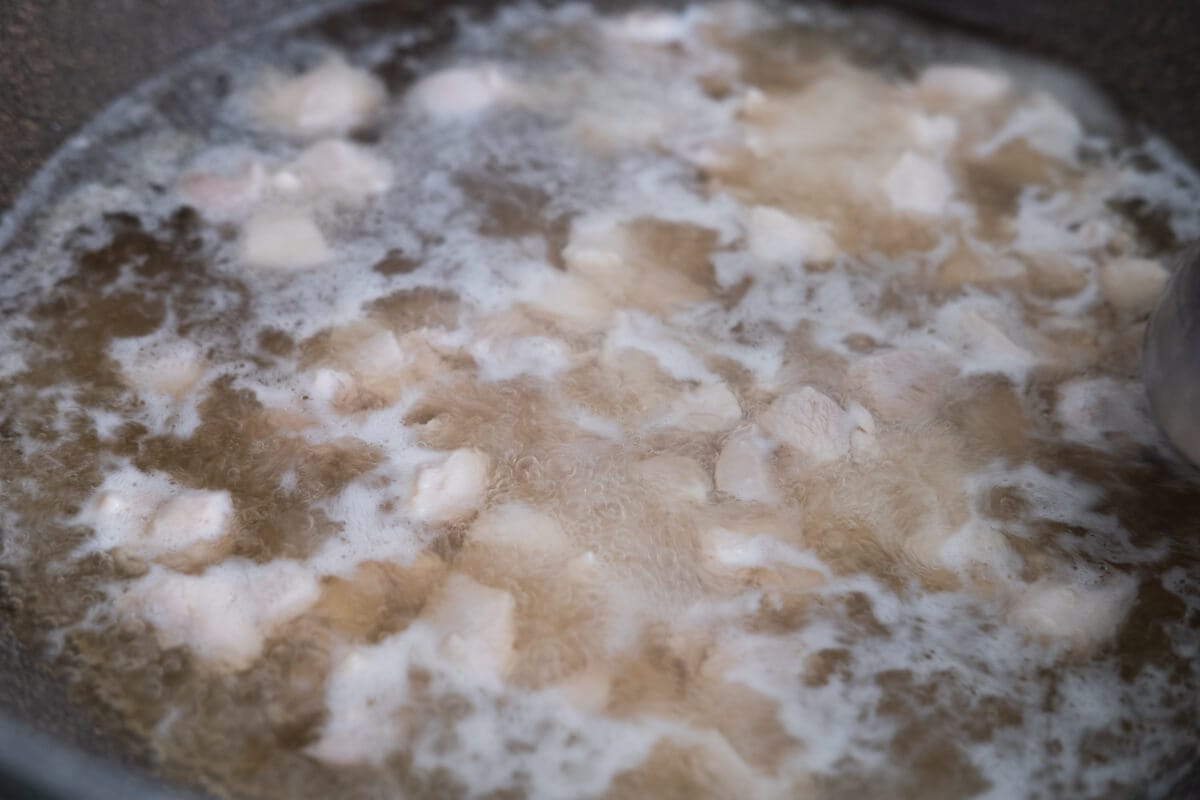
[1,1,1198,797]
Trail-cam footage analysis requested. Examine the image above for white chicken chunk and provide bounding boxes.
[78,469,232,568]
[746,206,839,266]
[114,339,207,399]
[666,382,743,432]
[283,139,394,200]
[407,65,511,122]
[882,152,954,216]
[979,93,1082,162]
[908,113,959,152]
[242,209,330,270]
[178,162,268,221]
[469,503,574,559]
[142,490,234,562]
[1008,574,1138,651]
[916,64,1011,104]
[117,559,320,669]
[758,387,874,466]
[424,573,517,679]
[408,449,490,524]
[609,10,692,45]
[714,427,778,503]
[1098,256,1169,314]
[525,273,615,331]
[845,348,958,423]
[259,55,387,139]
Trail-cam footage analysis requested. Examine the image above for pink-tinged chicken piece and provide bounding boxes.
[1098,256,1169,314]
[258,55,387,139]
[78,469,233,570]
[178,162,268,221]
[907,112,959,153]
[407,64,512,122]
[1007,573,1138,652]
[241,209,329,270]
[114,339,207,400]
[714,427,779,504]
[116,559,321,670]
[408,449,491,524]
[424,572,517,680]
[282,139,394,200]
[844,349,959,424]
[758,387,875,467]
[139,490,235,568]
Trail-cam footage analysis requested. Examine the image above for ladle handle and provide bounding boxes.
[1144,245,1200,464]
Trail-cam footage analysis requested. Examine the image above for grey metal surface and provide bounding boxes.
[1146,248,1200,467]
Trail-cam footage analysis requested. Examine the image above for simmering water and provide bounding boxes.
[2,2,1200,798]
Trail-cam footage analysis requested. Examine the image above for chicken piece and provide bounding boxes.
[407,64,511,122]
[633,454,711,504]
[424,573,517,679]
[882,152,954,216]
[469,503,574,559]
[307,637,410,765]
[408,449,490,524]
[757,387,874,466]
[79,470,232,569]
[844,348,958,423]
[1098,256,1168,314]
[979,93,1082,162]
[141,490,235,568]
[1007,574,1138,651]
[242,209,330,270]
[178,162,268,221]
[908,112,959,153]
[525,273,615,331]
[746,206,839,267]
[714,427,778,503]
[114,339,207,399]
[609,10,692,45]
[916,64,1011,105]
[283,139,393,201]
[259,55,387,139]
[117,559,320,670]
[666,382,742,432]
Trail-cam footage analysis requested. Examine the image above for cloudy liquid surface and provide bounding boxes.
[3,2,1200,798]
